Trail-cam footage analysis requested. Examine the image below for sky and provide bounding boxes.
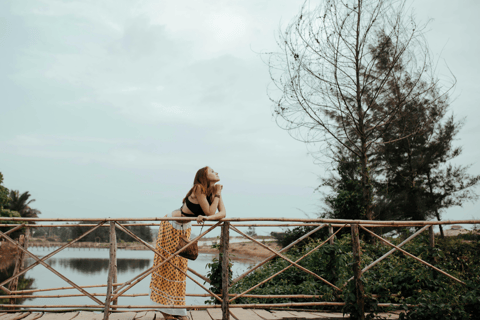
[1,0,479,235]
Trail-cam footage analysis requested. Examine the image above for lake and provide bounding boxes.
[21,246,258,307]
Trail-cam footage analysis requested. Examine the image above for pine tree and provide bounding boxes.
[321,33,479,229]
[371,33,479,229]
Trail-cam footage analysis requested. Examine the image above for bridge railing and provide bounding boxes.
[0,217,478,320]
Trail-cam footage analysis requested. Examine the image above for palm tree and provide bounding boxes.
[7,191,41,218]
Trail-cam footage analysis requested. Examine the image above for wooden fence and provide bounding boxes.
[0,217,478,320]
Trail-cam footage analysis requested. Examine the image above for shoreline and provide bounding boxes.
[24,239,281,260]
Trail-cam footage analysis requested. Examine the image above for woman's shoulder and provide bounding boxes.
[192,184,206,194]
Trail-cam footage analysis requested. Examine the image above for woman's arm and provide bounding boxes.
[195,185,221,216]
[196,192,226,224]
[205,196,226,221]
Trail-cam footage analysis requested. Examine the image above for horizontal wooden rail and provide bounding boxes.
[2,293,397,299]
[1,217,479,225]
[0,293,149,298]
[0,223,437,227]
[1,302,416,309]
[10,283,124,294]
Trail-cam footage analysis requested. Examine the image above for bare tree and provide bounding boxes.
[269,0,451,220]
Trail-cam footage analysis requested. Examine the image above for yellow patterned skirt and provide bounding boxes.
[150,212,191,316]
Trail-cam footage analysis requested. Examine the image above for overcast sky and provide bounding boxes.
[1,0,479,234]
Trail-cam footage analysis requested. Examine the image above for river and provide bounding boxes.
[21,247,258,307]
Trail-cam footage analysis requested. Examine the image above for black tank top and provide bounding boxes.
[182,196,212,217]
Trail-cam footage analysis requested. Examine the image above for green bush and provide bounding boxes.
[226,232,480,319]
[205,243,232,305]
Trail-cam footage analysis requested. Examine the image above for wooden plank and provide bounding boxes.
[37,313,79,320]
[269,311,296,320]
[0,313,32,320]
[375,314,399,320]
[109,312,137,320]
[284,312,307,320]
[8,313,32,320]
[135,312,155,320]
[252,310,280,320]
[310,313,345,319]
[229,309,262,320]
[152,313,164,320]
[0,313,18,320]
[286,312,323,320]
[285,312,307,320]
[190,310,212,320]
[0,313,23,320]
[206,309,224,320]
[74,312,104,320]
[20,314,43,320]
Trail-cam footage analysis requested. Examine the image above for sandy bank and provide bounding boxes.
[199,241,281,261]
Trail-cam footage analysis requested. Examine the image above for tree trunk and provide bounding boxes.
[351,224,365,320]
[426,172,445,238]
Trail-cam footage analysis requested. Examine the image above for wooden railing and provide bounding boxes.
[0,217,478,320]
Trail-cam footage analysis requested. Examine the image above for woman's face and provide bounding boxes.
[206,167,220,183]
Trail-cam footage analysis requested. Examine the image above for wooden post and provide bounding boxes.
[103,221,117,320]
[429,226,435,248]
[221,222,230,320]
[329,225,334,245]
[351,224,365,320]
[9,234,25,307]
[112,227,118,306]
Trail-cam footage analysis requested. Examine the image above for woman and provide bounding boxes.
[149,166,226,320]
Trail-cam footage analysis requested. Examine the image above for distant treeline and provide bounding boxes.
[32,222,153,243]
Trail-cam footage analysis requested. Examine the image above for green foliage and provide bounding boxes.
[0,208,24,239]
[0,174,36,239]
[0,173,24,236]
[0,264,34,308]
[67,221,153,243]
[278,224,329,248]
[230,235,354,306]
[205,242,232,305]
[0,173,21,223]
[6,190,41,218]
[318,32,479,225]
[0,172,9,209]
[323,158,365,221]
[230,232,480,319]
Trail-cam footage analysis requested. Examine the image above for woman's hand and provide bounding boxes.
[196,215,206,224]
[215,184,223,195]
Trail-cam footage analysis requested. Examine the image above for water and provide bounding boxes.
[22,247,257,307]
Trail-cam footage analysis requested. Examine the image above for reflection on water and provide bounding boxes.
[21,247,257,307]
[52,258,151,274]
